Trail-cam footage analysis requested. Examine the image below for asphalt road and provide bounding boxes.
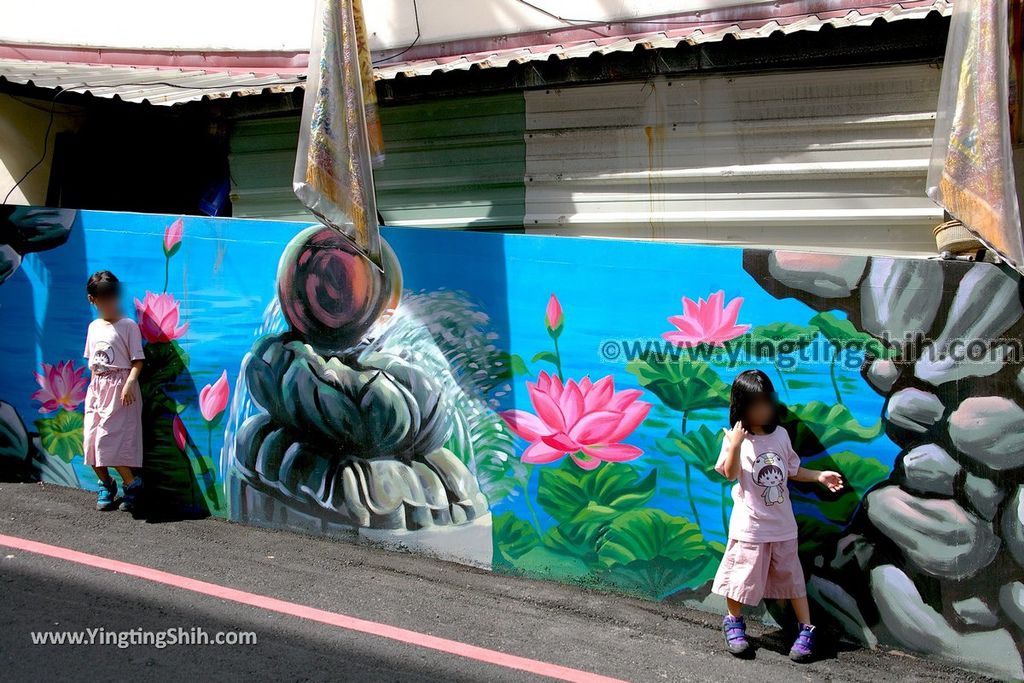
[0,482,981,682]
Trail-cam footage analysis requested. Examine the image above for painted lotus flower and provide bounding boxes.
[662,290,750,348]
[501,371,651,470]
[32,360,88,413]
[163,218,184,257]
[545,293,564,334]
[199,370,230,423]
[135,291,189,343]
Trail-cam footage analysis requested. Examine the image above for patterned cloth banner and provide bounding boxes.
[294,0,384,269]
[927,0,1023,270]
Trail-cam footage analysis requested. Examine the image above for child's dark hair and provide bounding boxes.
[729,369,779,431]
[86,271,121,299]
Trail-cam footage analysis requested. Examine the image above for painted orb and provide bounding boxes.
[277,226,403,351]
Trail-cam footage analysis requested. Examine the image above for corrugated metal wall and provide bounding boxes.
[229,64,944,254]
[228,93,526,229]
[523,64,943,253]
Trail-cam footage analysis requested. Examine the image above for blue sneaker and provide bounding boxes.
[789,623,817,662]
[118,477,143,512]
[722,615,751,656]
[96,479,117,511]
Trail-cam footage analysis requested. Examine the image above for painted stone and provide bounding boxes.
[830,533,876,572]
[962,473,1004,521]
[865,359,900,394]
[0,244,21,285]
[870,564,1024,681]
[999,582,1024,632]
[1,206,76,253]
[425,447,489,515]
[901,444,959,496]
[915,265,1024,385]
[767,251,867,298]
[0,401,29,465]
[860,258,943,344]
[885,388,945,433]
[952,597,999,628]
[916,344,1012,386]
[949,397,1024,471]
[865,486,999,579]
[1003,486,1024,569]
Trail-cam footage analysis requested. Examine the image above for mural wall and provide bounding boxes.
[0,208,1022,678]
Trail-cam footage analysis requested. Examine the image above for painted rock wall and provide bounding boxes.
[0,209,1021,678]
[746,250,1024,680]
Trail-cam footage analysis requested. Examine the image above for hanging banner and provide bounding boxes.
[294,0,385,269]
[926,0,1024,270]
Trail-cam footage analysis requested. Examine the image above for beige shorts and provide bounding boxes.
[712,538,806,605]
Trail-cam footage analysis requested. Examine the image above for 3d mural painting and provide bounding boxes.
[1,208,1023,679]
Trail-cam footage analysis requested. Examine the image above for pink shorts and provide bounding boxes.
[712,538,806,605]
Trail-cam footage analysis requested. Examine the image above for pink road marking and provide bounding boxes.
[0,533,627,683]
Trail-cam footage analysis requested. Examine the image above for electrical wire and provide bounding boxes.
[373,0,421,64]
[2,87,67,205]
[0,77,304,205]
[511,0,934,27]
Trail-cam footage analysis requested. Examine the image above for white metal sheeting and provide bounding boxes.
[0,1,950,106]
[0,59,304,105]
[373,0,951,80]
[523,64,944,254]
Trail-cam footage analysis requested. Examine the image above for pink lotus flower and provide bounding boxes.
[199,370,229,423]
[163,218,184,257]
[173,414,188,451]
[662,290,750,348]
[501,371,650,470]
[135,291,189,343]
[31,360,88,413]
[545,293,564,332]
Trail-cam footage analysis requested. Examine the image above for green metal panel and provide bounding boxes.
[228,93,526,229]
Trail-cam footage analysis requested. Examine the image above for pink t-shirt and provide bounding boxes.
[84,318,145,375]
[715,427,801,543]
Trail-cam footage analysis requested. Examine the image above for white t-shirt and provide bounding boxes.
[83,318,145,375]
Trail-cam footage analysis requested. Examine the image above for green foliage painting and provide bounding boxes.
[494,290,894,601]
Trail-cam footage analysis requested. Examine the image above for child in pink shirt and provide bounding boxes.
[83,271,146,512]
[712,369,843,662]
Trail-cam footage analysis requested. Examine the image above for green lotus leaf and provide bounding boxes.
[35,410,84,463]
[594,509,720,599]
[596,509,710,567]
[743,322,818,359]
[657,424,725,481]
[538,461,656,552]
[493,512,540,563]
[626,358,729,413]
[810,312,897,359]
[779,401,883,455]
[600,556,718,600]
